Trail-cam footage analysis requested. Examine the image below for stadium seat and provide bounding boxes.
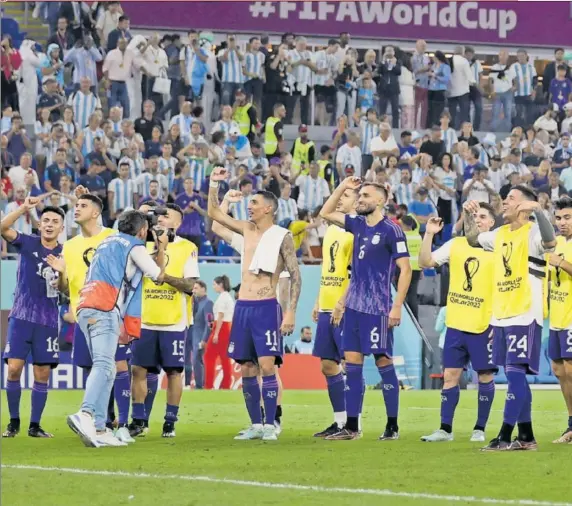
[217,240,237,263]
[199,240,214,257]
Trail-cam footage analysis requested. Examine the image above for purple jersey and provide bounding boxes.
[344,215,409,315]
[9,233,62,328]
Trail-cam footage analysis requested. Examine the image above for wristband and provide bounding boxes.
[210,181,219,188]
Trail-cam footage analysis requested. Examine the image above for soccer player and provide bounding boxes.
[547,197,572,443]
[463,187,557,451]
[129,204,200,438]
[211,190,288,435]
[208,166,301,441]
[418,204,497,443]
[47,188,133,444]
[312,187,357,438]
[320,177,412,440]
[1,198,65,438]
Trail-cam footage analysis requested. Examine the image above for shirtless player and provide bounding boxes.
[208,167,301,441]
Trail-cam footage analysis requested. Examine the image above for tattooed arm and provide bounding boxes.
[162,275,198,295]
[279,234,301,336]
[208,167,250,235]
[462,200,481,248]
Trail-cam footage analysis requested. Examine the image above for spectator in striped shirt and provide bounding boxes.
[179,30,209,105]
[354,108,380,174]
[277,181,298,225]
[245,142,269,178]
[108,162,137,221]
[313,39,339,127]
[218,34,245,106]
[392,167,416,207]
[243,37,266,112]
[137,180,165,208]
[287,37,317,125]
[136,156,169,200]
[440,111,458,154]
[159,142,178,192]
[210,105,238,140]
[230,179,253,220]
[63,36,102,92]
[465,47,483,130]
[296,161,330,212]
[67,78,102,129]
[76,114,104,157]
[511,48,538,129]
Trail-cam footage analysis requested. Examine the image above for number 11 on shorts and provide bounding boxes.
[265,330,278,351]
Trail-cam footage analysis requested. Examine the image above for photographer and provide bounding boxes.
[129,203,200,438]
[67,210,167,448]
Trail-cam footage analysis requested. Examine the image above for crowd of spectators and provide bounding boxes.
[1,2,572,274]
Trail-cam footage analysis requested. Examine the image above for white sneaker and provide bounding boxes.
[95,429,128,447]
[234,424,263,440]
[274,421,282,435]
[67,411,97,447]
[420,429,454,442]
[115,426,135,444]
[262,424,278,441]
[470,430,486,442]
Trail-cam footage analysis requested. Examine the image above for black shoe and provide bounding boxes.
[128,420,146,438]
[2,420,20,438]
[313,423,342,438]
[480,437,511,452]
[28,425,54,438]
[379,428,400,441]
[508,438,538,451]
[162,421,176,438]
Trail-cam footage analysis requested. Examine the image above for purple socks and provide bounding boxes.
[378,365,399,420]
[326,372,346,415]
[165,404,179,423]
[144,373,159,422]
[476,380,495,429]
[503,365,528,426]
[261,375,279,425]
[6,379,21,420]
[440,385,460,429]
[31,381,48,424]
[242,376,262,425]
[114,371,131,426]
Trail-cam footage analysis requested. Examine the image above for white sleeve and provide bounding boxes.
[477,229,498,252]
[431,239,453,266]
[130,245,161,280]
[183,249,200,278]
[230,232,244,255]
[335,146,345,164]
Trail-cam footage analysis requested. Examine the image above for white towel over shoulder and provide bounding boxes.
[248,225,289,275]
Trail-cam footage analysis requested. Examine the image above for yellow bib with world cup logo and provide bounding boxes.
[446,237,494,334]
[318,225,354,312]
[142,239,197,326]
[548,236,572,329]
[493,222,532,319]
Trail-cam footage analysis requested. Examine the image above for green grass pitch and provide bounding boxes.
[1,389,571,506]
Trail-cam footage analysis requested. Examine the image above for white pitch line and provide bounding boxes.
[2,464,570,506]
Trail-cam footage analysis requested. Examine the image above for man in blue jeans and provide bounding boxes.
[67,211,167,447]
[185,281,214,389]
[489,49,515,133]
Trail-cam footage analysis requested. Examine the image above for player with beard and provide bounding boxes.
[47,187,134,445]
[547,197,572,444]
[320,177,412,441]
[208,167,301,441]
[463,186,557,451]
[2,199,65,438]
[312,187,358,438]
[419,203,497,443]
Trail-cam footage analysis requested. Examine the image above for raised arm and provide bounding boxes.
[419,218,443,268]
[208,167,249,235]
[1,197,40,243]
[319,177,361,227]
[211,190,242,243]
[279,233,301,336]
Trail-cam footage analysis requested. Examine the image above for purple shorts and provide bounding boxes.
[72,325,131,368]
[131,328,187,372]
[313,312,343,363]
[228,299,283,365]
[492,322,542,375]
[443,326,497,373]
[3,317,59,367]
[342,308,393,358]
[548,329,572,361]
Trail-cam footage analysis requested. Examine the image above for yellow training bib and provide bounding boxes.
[548,236,572,329]
[404,230,422,271]
[63,227,116,318]
[319,225,354,312]
[142,239,198,326]
[446,237,494,334]
[493,222,532,319]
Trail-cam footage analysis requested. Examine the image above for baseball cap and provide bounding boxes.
[229,126,241,136]
[299,124,308,133]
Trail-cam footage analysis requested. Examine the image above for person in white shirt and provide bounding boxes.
[462,166,497,203]
[141,34,169,110]
[510,48,537,128]
[502,148,532,183]
[561,102,572,135]
[292,326,314,355]
[286,36,316,125]
[465,46,483,130]
[242,37,266,112]
[313,39,340,127]
[296,162,330,212]
[448,46,472,129]
[335,131,362,178]
[489,49,516,132]
[218,34,245,106]
[204,275,235,390]
[210,105,238,140]
[95,1,122,47]
[370,122,400,166]
[108,162,138,221]
[102,38,135,117]
[276,181,298,224]
[399,57,416,129]
[4,187,39,237]
[8,153,41,189]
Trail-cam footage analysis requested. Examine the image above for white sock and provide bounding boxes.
[358,414,362,431]
[334,412,346,428]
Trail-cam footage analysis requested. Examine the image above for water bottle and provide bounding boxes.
[45,269,59,299]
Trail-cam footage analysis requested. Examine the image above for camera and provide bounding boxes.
[145,208,175,243]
